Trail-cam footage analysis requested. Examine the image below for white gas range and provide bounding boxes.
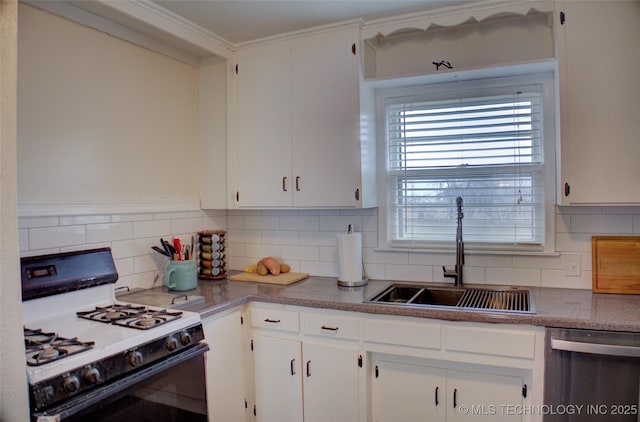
[21,248,209,421]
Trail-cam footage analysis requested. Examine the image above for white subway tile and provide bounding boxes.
[318,246,336,262]
[227,229,262,244]
[111,238,156,259]
[60,215,110,226]
[227,215,244,229]
[19,229,29,252]
[319,216,362,232]
[153,211,190,220]
[18,216,59,229]
[171,217,203,235]
[244,244,281,259]
[262,230,299,245]
[300,260,336,277]
[555,233,591,252]
[279,215,319,231]
[571,214,632,234]
[280,245,319,261]
[555,213,570,233]
[299,231,338,247]
[114,258,135,277]
[29,225,86,250]
[244,215,279,230]
[365,263,385,280]
[385,264,433,282]
[134,255,161,273]
[485,267,541,286]
[364,248,408,265]
[513,254,563,270]
[541,269,592,289]
[86,222,132,243]
[111,213,154,222]
[133,220,171,239]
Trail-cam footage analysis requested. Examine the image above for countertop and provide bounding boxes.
[150,275,640,332]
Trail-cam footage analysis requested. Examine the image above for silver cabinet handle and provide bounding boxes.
[295,176,301,191]
[290,358,296,376]
[282,177,287,192]
[551,337,640,357]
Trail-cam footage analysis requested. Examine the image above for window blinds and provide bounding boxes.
[386,91,544,247]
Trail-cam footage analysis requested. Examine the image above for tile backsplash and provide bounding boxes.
[18,206,640,290]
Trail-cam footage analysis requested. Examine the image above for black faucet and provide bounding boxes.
[443,196,464,286]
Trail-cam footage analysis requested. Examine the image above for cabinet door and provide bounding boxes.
[236,48,293,207]
[302,341,359,422]
[447,369,523,422]
[203,310,247,422]
[252,334,303,422]
[372,358,446,422]
[291,29,360,207]
[557,1,640,204]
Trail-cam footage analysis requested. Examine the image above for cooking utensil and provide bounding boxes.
[151,246,170,257]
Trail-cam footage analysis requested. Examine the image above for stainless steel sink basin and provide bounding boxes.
[365,283,535,314]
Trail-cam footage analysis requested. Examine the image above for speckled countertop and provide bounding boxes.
[150,276,640,332]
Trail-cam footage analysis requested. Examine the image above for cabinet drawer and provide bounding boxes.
[363,318,441,350]
[445,326,536,359]
[304,313,359,340]
[251,307,299,333]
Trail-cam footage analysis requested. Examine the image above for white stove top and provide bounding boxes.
[23,284,202,385]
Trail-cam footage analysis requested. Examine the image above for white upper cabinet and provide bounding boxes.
[556,1,640,205]
[232,25,376,208]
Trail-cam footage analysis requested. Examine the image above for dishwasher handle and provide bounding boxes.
[551,337,640,358]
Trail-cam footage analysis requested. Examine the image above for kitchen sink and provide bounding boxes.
[365,283,535,314]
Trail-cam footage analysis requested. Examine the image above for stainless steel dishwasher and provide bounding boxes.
[544,327,640,421]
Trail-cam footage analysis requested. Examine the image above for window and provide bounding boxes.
[378,74,556,252]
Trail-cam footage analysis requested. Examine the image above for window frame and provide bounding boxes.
[375,72,557,254]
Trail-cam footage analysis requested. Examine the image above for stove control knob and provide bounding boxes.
[166,335,179,351]
[63,375,80,394]
[180,331,192,346]
[129,350,144,367]
[42,386,56,404]
[83,367,102,385]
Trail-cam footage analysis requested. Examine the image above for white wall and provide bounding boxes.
[17,4,200,203]
[1,0,29,419]
[18,205,640,291]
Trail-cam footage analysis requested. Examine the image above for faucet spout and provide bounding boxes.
[443,196,464,286]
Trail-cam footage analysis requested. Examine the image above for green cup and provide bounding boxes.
[164,260,197,291]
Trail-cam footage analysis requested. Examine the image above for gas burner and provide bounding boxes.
[113,308,183,330]
[76,304,182,330]
[76,304,148,324]
[24,328,94,366]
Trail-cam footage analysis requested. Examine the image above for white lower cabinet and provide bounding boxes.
[302,341,359,422]
[251,307,360,422]
[247,303,544,422]
[203,309,248,422]
[373,358,446,422]
[252,334,304,422]
[372,355,524,422]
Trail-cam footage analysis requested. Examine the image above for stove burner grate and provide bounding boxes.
[24,328,95,366]
[76,304,182,330]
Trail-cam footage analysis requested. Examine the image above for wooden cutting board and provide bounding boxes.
[592,236,640,293]
[230,271,309,285]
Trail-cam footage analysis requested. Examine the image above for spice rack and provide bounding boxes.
[198,230,226,280]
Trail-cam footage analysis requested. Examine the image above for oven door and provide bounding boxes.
[32,343,209,422]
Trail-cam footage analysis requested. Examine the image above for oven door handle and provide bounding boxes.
[551,337,640,357]
[33,342,209,422]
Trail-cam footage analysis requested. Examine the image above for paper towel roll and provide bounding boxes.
[337,232,363,284]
